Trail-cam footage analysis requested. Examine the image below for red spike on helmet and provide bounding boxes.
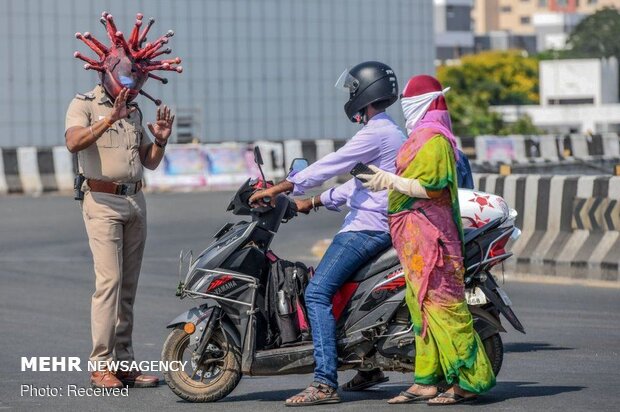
[73,12,182,105]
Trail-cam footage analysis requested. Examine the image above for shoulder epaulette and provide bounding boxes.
[75,92,96,100]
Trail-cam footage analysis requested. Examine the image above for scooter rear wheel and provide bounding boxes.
[482,333,503,376]
[162,327,242,402]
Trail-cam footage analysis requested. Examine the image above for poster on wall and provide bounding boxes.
[144,143,259,191]
[202,144,260,187]
[144,145,207,191]
[485,138,516,163]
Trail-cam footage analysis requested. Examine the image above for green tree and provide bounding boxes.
[499,114,540,135]
[437,50,540,137]
[565,7,620,60]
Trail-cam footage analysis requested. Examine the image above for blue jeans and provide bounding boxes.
[304,230,392,388]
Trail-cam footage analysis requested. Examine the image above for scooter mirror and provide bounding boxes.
[254,146,264,166]
[289,158,309,173]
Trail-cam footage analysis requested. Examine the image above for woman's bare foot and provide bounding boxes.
[387,383,437,404]
[427,384,477,405]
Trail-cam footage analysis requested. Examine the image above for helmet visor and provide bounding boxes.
[114,57,144,90]
[334,69,359,94]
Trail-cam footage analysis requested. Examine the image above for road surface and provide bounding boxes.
[1,192,619,411]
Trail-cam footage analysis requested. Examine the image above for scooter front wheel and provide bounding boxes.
[162,327,242,402]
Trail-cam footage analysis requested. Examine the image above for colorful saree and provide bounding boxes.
[388,125,495,394]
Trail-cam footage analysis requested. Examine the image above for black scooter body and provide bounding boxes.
[167,178,524,377]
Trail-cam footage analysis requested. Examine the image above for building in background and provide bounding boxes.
[434,0,475,61]
[0,0,434,147]
[533,11,585,51]
[474,31,537,55]
[472,0,619,53]
[493,58,620,133]
[472,0,500,34]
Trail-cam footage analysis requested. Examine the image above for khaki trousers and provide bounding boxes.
[82,191,147,363]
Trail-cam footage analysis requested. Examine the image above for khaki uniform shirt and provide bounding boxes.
[65,85,151,183]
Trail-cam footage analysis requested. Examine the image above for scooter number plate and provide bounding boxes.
[496,287,512,306]
[465,287,487,306]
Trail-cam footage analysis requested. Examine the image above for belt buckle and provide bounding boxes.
[118,184,128,196]
[117,182,138,196]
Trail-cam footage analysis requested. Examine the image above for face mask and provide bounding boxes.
[401,87,450,134]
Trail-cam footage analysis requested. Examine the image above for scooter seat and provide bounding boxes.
[349,246,400,283]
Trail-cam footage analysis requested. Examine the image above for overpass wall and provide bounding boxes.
[2,140,618,282]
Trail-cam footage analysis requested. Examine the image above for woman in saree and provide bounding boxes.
[359,75,495,406]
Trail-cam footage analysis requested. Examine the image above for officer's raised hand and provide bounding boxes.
[65,87,137,153]
[147,105,175,145]
[110,88,137,121]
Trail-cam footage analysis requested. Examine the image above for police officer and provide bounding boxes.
[66,11,183,388]
[65,84,172,388]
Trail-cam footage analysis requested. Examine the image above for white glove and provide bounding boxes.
[358,165,430,198]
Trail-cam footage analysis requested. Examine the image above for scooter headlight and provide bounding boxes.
[509,208,518,220]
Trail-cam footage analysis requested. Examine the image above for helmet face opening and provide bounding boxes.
[99,48,148,102]
[334,69,360,94]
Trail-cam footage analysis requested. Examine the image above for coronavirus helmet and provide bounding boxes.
[74,11,182,105]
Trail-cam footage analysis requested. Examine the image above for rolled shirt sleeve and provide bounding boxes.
[286,129,379,195]
[320,178,357,211]
[65,98,91,132]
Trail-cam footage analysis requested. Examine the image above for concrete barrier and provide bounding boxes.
[474,173,620,282]
[1,142,617,282]
[0,143,288,195]
[4,133,618,195]
[471,133,620,163]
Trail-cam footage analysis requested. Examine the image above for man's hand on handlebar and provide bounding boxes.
[248,180,294,208]
[249,188,276,208]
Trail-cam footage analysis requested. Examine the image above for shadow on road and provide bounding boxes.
[220,383,402,403]
[505,342,574,353]
[217,382,586,405]
[476,381,585,404]
[212,388,300,403]
[216,380,585,405]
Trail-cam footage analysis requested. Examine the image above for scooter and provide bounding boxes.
[161,148,525,402]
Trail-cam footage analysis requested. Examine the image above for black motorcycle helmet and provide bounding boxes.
[335,61,398,123]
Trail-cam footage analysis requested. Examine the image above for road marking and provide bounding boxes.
[311,238,332,259]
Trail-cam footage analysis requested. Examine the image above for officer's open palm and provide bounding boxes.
[110,88,136,121]
[148,105,175,142]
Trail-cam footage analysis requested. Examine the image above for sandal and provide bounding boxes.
[387,390,435,404]
[427,391,478,406]
[285,382,341,407]
[342,370,389,392]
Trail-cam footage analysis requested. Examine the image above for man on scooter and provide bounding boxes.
[249,61,405,406]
